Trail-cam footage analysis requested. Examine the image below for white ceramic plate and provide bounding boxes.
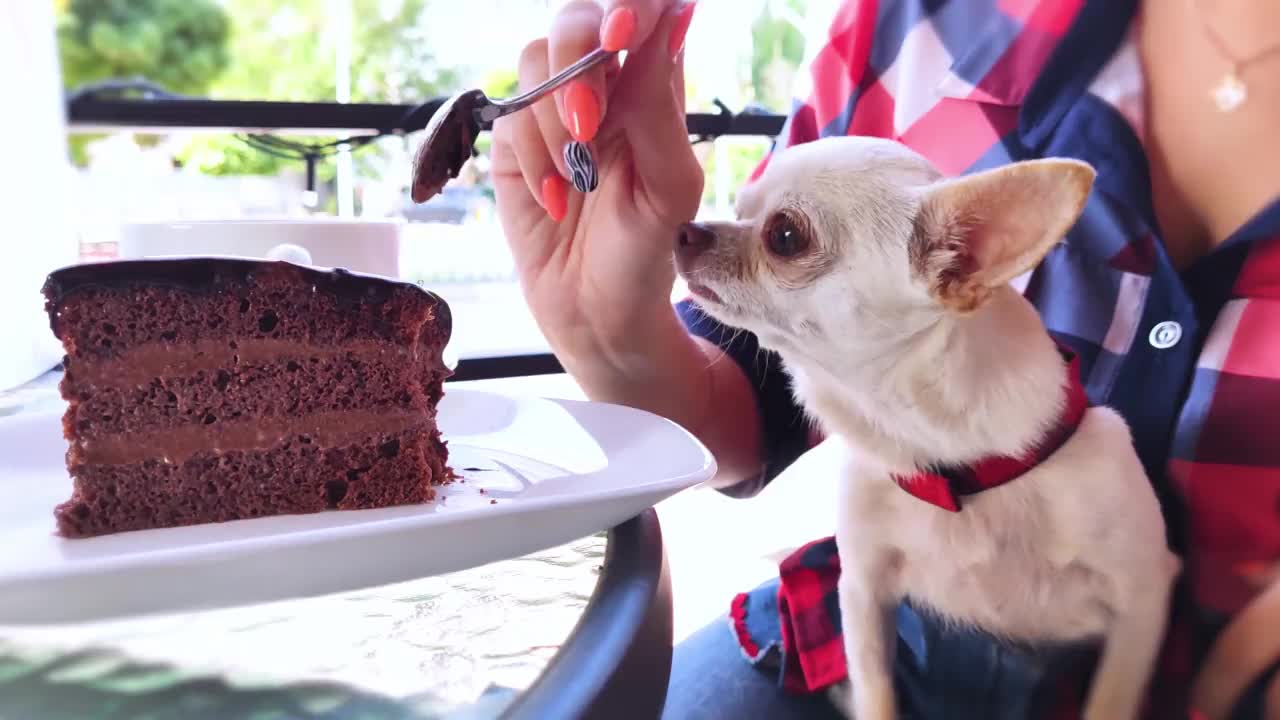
[0,389,715,625]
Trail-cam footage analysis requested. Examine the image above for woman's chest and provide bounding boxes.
[1136,2,1280,266]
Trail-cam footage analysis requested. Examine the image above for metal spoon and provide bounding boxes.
[411,47,615,204]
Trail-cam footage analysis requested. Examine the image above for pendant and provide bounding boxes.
[1212,71,1247,112]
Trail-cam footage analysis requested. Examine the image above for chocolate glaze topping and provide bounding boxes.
[43,256,451,343]
[410,90,484,204]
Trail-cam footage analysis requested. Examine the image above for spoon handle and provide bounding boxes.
[475,47,615,123]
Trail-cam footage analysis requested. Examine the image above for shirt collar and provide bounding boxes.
[1019,0,1140,149]
[892,345,1090,512]
[928,1,1138,143]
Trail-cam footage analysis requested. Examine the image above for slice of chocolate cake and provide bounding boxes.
[42,257,453,538]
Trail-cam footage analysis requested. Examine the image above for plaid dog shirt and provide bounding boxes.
[675,0,1280,717]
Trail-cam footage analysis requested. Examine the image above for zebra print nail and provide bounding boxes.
[564,141,598,193]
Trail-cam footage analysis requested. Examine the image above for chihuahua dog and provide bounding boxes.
[674,136,1180,720]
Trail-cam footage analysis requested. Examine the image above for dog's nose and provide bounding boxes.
[675,222,716,258]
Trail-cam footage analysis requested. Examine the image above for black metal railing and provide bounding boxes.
[64,95,787,382]
[66,95,786,137]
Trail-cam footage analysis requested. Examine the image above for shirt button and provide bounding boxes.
[1149,321,1182,349]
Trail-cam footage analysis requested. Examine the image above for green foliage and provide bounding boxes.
[56,0,231,166]
[59,0,462,177]
[179,135,302,177]
[204,0,456,105]
[482,68,520,100]
[700,139,770,205]
[750,0,808,111]
[56,0,230,95]
[692,0,808,205]
[174,0,460,176]
[348,0,463,104]
[57,0,810,185]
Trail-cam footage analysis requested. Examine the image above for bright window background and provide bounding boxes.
[56,0,837,360]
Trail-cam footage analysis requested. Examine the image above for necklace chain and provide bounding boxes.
[1186,0,1280,111]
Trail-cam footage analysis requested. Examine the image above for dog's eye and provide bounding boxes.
[764,213,810,258]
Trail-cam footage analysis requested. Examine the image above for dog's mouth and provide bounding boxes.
[686,282,722,304]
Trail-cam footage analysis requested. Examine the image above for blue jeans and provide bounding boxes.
[664,617,846,720]
[663,593,1096,720]
[663,611,1273,720]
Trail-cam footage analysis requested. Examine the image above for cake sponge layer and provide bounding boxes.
[56,426,449,538]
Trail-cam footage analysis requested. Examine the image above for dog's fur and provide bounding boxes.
[674,136,1180,720]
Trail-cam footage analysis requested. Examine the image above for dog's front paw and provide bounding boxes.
[1081,688,1145,720]
[853,681,897,720]
[826,681,856,719]
[826,680,897,720]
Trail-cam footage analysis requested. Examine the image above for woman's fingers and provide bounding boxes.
[520,35,584,209]
[597,0,683,52]
[613,2,702,220]
[671,3,695,113]
[493,0,696,228]
[493,39,570,224]
[549,1,611,144]
[548,1,685,143]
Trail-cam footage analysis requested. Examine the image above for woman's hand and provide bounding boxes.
[1190,566,1280,718]
[488,1,764,486]
[490,0,702,373]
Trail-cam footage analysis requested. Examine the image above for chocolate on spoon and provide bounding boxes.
[409,47,615,204]
[410,90,483,204]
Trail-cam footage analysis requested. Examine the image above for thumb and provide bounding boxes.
[613,2,702,220]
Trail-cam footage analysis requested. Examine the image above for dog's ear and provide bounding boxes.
[911,159,1095,311]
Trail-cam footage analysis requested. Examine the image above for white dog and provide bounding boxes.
[673,136,1180,720]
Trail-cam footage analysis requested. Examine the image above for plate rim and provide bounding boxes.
[0,389,716,583]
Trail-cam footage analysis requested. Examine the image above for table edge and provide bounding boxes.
[502,508,673,720]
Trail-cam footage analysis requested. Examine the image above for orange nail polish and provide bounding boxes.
[601,7,637,52]
[563,81,601,143]
[669,2,696,61]
[541,174,568,222]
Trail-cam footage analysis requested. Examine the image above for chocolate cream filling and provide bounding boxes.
[69,410,436,466]
[410,90,482,204]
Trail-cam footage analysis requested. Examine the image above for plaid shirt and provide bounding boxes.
[675,0,1280,717]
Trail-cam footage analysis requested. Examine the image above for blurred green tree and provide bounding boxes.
[181,0,460,177]
[750,0,808,111]
[701,0,809,206]
[56,0,231,94]
[202,0,458,105]
[55,0,231,165]
[57,0,460,177]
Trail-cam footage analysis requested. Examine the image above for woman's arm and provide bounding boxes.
[556,304,766,488]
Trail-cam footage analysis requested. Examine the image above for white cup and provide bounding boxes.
[117,218,403,278]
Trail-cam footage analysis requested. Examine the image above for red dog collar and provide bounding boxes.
[892,345,1089,512]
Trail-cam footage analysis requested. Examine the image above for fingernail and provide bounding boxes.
[601,6,637,52]
[564,142,598,193]
[541,174,568,222]
[669,2,697,61]
[563,81,601,143]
